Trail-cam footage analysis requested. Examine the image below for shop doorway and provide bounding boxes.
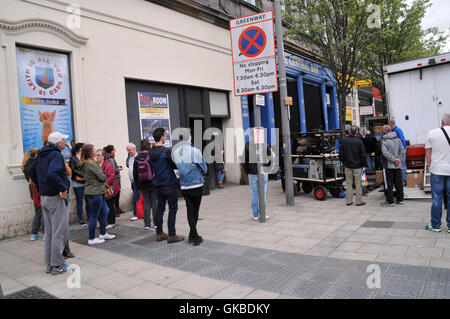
[304,83,325,131]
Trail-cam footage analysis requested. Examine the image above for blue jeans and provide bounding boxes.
[248,174,268,218]
[217,170,225,183]
[430,174,450,229]
[86,194,107,240]
[401,153,407,182]
[366,156,375,171]
[155,184,179,236]
[73,186,90,222]
[131,182,140,217]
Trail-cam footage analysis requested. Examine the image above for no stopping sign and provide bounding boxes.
[230,11,278,96]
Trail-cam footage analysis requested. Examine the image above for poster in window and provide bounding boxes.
[16,46,74,158]
[138,92,172,147]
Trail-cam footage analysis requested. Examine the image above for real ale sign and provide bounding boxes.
[230,11,278,96]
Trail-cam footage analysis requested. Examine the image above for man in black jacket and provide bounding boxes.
[340,126,367,206]
[150,128,184,243]
[363,130,378,171]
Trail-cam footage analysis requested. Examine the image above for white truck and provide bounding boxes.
[384,52,450,146]
[384,52,450,198]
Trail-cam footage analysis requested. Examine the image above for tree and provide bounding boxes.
[361,0,448,108]
[283,0,376,130]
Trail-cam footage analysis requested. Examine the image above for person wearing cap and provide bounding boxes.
[30,132,71,275]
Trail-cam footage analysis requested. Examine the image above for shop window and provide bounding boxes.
[209,91,229,117]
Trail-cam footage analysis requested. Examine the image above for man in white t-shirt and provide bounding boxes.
[126,143,140,221]
[425,113,450,233]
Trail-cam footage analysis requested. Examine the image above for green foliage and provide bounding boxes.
[283,0,377,128]
[282,0,448,127]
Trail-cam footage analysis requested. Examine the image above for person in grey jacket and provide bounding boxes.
[380,125,405,206]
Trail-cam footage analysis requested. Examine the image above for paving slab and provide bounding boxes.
[168,274,231,298]
[210,284,255,299]
[118,282,183,299]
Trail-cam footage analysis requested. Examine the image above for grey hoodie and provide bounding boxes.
[381,131,405,169]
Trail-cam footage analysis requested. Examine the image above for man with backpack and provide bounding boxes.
[425,114,450,232]
[150,128,184,243]
[133,139,158,230]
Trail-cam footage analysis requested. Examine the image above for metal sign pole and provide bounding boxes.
[274,0,295,206]
[253,95,266,223]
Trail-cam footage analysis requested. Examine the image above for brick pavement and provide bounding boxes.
[1,181,450,299]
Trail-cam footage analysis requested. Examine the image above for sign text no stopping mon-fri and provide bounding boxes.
[230,11,278,96]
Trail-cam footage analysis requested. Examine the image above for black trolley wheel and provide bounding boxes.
[329,187,341,198]
[302,182,313,194]
[313,185,327,201]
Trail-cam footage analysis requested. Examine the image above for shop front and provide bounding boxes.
[0,0,244,238]
[240,52,339,147]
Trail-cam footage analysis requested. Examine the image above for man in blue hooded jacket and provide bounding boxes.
[30,132,70,275]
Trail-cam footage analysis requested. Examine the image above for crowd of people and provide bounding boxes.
[21,127,220,275]
[20,114,450,276]
[341,120,407,207]
[341,114,450,234]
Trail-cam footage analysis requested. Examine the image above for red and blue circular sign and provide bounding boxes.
[238,26,267,58]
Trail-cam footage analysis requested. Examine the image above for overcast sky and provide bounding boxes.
[408,0,450,52]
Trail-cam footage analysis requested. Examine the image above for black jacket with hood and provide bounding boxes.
[30,145,70,196]
[149,145,178,187]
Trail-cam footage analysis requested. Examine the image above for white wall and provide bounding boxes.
[0,0,243,239]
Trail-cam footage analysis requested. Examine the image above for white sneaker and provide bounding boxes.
[130,217,138,221]
[252,217,259,221]
[99,233,116,240]
[265,215,270,220]
[88,238,105,245]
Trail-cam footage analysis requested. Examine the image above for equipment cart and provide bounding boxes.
[280,130,345,201]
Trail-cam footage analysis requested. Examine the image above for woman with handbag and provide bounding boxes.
[80,144,115,245]
[95,148,120,230]
[69,142,90,226]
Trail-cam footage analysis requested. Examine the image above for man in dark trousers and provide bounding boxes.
[380,125,405,207]
[30,132,70,275]
[363,130,378,171]
[389,120,407,184]
[340,126,367,206]
[149,128,184,243]
[172,131,207,246]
